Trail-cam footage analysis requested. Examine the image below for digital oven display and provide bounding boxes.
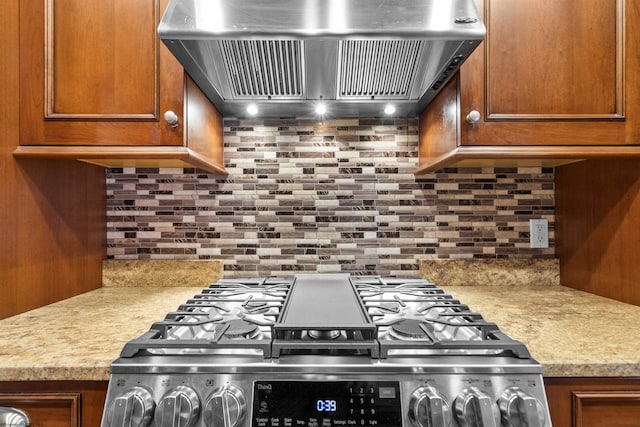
[252,381,402,427]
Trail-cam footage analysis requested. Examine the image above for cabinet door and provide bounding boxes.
[459,0,638,146]
[0,393,79,427]
[545,378,640,427]
[573,391,640,427]
[20,0,183,146]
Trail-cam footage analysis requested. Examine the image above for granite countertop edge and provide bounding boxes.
[3,361,640,383]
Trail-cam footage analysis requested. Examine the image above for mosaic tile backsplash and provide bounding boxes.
[106,118,555,276]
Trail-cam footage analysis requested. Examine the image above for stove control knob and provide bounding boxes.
[155,386,201,427]
[454,387,500,427]
[409,386,452,427]
[497,387,546,427]
[204,385,246,427]
[107,386,155,427]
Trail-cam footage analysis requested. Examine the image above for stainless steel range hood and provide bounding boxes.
[158,0,485,118]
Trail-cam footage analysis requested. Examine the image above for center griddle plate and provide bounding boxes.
[271,274,379,357]
[276,274,373,329]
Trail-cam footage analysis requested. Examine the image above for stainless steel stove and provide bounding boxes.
[101,274,552,427]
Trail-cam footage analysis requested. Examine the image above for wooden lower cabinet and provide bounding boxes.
[545,377,640,427]
[0,382,108,427]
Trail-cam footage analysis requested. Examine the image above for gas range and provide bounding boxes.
[101,274,551,427]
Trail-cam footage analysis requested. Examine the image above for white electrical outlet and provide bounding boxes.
[530,219,549,248]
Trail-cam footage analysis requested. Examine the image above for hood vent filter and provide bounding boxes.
[339,40,422,99]
[221,40,304,99]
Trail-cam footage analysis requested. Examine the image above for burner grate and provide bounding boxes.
[355,277,534,359]
[117,275,534,361]
[118,278,294,358]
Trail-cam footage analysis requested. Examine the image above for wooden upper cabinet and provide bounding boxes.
[16,0,227,174]
[417,0,640,173]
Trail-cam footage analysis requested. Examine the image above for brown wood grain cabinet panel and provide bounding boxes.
[574,391,640,427]
[0,157,106,319]
[0,393,79,427]
[0,382,108,427]
[1,0,105,320]
[486,0,621,118]
[555,159,640,306]
[545,378,640,427]
[185,77,225,169]
[49,0,157,117]
[417,74,459,168]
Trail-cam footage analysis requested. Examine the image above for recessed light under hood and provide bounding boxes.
[158,0,485,118]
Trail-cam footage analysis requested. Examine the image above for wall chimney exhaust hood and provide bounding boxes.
[158,0,485,118]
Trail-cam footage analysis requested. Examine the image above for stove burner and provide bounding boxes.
[243,300,271,314]
[373,302,401,314]
[389,319,434,340]
[307,330,342,340]
[221,319,260,339]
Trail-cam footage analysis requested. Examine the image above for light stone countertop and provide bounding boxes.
[0,282,639,381]
[0,287,203,381]
[441,285,640,377]
[102,260,223,287]
[419,258,560,287]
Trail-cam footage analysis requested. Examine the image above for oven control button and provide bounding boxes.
[106,386,155,427]
[204,385,247,427]
[408,386,451,427]
[155,385,201,427]
[497,387,545,427]
[454,387,500,427]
